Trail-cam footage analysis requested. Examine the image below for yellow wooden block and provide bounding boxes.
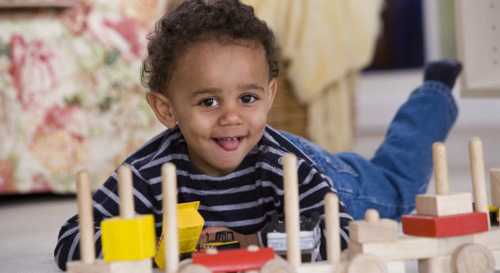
[154,201,204,269]
[177,201,205,252]
[101,215,156,262]
[415,192,473,216]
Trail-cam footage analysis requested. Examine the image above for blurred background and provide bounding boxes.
[0,0,499,272]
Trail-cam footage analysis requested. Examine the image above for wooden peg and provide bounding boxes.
[67,170,110,273]
[118,165,135,219]
[163,163,179,273]
[469,138,489,217]
[433,142,449,195]
[76,171,95,264]
[325,193,340,266]
[365,209,380,223]
[283,153,301,267]
[490,169,500,208]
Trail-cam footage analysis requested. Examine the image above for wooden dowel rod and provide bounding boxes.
[433,143,449,195]
[469,137,489,216]
[118,165,135,219]
[283,154,301,267]
[163,163,178,273]
[76,171,95,264]
[490,168,500,208]
[325,193,340,266]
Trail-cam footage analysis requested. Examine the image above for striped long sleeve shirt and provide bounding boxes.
[54,126,352,270]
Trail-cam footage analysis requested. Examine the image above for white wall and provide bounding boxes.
[357,70,500,134]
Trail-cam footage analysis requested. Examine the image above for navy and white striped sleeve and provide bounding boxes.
[53,166,156,270]
[296,159,353,249]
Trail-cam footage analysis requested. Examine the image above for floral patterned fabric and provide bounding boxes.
[0,1,166,193]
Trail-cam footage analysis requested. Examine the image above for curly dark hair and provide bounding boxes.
[141,0,280,93]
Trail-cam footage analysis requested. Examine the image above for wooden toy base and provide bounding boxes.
[67,260,152,273]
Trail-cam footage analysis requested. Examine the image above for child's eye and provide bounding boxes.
[199,97,218,107]
[240,94,258,104]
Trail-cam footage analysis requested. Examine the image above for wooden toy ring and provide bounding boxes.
[101,215,156,261]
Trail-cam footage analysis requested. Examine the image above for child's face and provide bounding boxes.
[147,39,277,176]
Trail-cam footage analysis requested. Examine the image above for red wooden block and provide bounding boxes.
[402,212,489,237]
[192,247,275,273]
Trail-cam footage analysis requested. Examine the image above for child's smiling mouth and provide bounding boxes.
[212,136,244,151]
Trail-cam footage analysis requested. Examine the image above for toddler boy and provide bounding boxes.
[55,0,460,270]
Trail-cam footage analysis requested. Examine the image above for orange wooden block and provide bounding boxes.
[402,212,489,237]
[192,247,274,273]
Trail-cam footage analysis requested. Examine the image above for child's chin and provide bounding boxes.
[215,160,244,174]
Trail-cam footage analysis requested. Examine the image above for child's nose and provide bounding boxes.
[218,104,242,126]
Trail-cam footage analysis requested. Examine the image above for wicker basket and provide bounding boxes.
[268,62,308,139]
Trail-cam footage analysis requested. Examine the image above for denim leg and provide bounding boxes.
[281,81,458,220]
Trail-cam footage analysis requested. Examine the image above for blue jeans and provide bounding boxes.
[282,81,458,220]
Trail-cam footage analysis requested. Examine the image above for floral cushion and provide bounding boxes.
[0,0,165,193]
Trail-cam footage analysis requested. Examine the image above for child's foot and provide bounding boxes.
[423,59,463,89]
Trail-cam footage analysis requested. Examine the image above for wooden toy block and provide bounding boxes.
[155,201,204,270]
[295,260,403,273]
[68,260,152,273]
[490,169,500,208]
[415,193,473,216]
[348,209,398,243]
[348,233,474,262]
[100,165,156,263]
[67,260,111,273]
[101,215,155,261]
[417,255,452,273]
[346,254,387,273]
[385,261,406,273]
[401,212,489,237]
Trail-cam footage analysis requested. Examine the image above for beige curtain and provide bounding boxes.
[243,0,383,152]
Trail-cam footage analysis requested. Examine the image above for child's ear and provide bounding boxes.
[267,78,278,108]
[146,92,177,128]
